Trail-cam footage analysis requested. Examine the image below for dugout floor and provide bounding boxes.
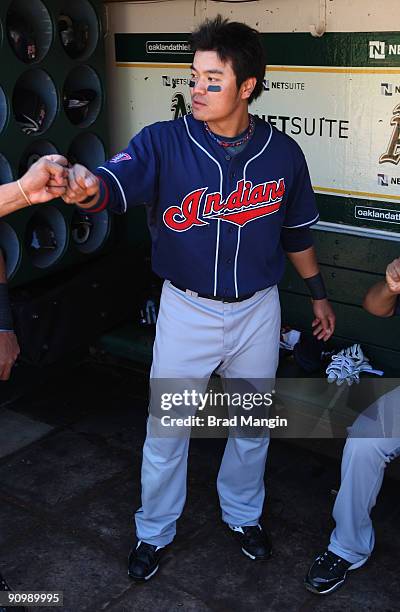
[0,360,399,612]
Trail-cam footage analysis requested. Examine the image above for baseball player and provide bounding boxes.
[0,155,68,612]
[61,16,335,581]
[305,257,400,595]
[0,155,68,380]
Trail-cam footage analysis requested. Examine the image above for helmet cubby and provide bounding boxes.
[6,0,53,64]
[18,140,59,176]
[0,221,21,279]
[0,85,8,133]
[24,206,68,269]
[63,65,102,128]
[67,132,105,170]
[0,153,13,185]
[71,208,110,255]
[58,0,99,61]
[12,69,58,135]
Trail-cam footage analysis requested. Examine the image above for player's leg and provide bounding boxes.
[216,286,281,559]
[305,386,400,594]
[130,281,223,580]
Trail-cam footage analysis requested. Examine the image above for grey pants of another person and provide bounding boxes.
[328,386,400,565]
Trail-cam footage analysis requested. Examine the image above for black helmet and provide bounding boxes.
[7,11,37,62]
[26,215,57,253]
[13,87,46,134]
[58,14,89,58]
[71,210,93,245]
[18,151,41,177]
[63,88,96,125]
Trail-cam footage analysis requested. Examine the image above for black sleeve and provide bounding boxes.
[281,226,314,253]
[394,296,400,316]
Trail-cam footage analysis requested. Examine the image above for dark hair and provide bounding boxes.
[190,15,266,104]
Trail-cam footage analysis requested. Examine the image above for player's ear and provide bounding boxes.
[240,77,257,100]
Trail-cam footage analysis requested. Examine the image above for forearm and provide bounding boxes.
[0,182,30,217]
[363,280,398,317]
[0,250,6,282]
[286,246,319,279]
[0,252,13,331]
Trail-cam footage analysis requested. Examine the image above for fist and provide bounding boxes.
[20,155,69,204]
[386,257,400,294]
[62,164,100,205]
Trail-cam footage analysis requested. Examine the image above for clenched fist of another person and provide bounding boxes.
[20,155,69,204]
[386,257,400,295]
[0,331,20,381]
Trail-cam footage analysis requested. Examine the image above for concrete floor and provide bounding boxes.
[0,360,399,612]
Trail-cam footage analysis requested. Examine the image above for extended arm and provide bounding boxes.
[286,246,336,341]
[0,155,69,217]
[363,257,400,317]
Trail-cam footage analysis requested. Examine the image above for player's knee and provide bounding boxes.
[344,436,394,465]
[345,436,379,459]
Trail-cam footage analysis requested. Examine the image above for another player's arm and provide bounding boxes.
[363,257,400,317]
[0,250,20,381]
[0,155,69,217]
[285,245,336,341]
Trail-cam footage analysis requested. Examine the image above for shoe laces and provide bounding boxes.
[133,541,162,563]
[317,550,344,572]
[241,525,264,544]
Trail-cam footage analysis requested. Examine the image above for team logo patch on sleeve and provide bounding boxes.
[110,152,132,163]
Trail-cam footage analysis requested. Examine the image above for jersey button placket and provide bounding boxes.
[222,300,234,354]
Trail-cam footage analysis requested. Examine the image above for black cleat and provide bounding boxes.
[305,549,368,595]
[0,573,26,612]
[230,524,272,560]
[128,541,165,582]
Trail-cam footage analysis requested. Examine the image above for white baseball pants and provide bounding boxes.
[135,280,281,546]
[329,386,400,564]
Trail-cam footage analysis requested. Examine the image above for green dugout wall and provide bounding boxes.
[105,22,400,370]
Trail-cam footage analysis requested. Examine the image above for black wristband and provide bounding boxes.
[0,283,13,331]
[78,194,97,205]
[304,272,327,300]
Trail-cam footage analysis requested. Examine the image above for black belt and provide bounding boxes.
[170,282,256,303]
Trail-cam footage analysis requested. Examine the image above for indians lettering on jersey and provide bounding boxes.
[163,178,285,232]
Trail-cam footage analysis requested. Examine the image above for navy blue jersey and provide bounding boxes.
[395,295,400,316]
[95,114,319,298]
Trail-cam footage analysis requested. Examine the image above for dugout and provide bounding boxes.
[0,0,399,375]
[97,0,400,375]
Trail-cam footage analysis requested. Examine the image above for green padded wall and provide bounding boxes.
[279,229,400,371]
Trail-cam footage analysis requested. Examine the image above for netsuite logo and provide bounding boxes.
[369,41,400,60]
[381,83,400,96]
[369,41,386,59]
[263,78,304,92]
[162,76,191,89]
[377,173,389,186]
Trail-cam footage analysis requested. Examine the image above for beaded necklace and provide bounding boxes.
[203,114,255,148]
